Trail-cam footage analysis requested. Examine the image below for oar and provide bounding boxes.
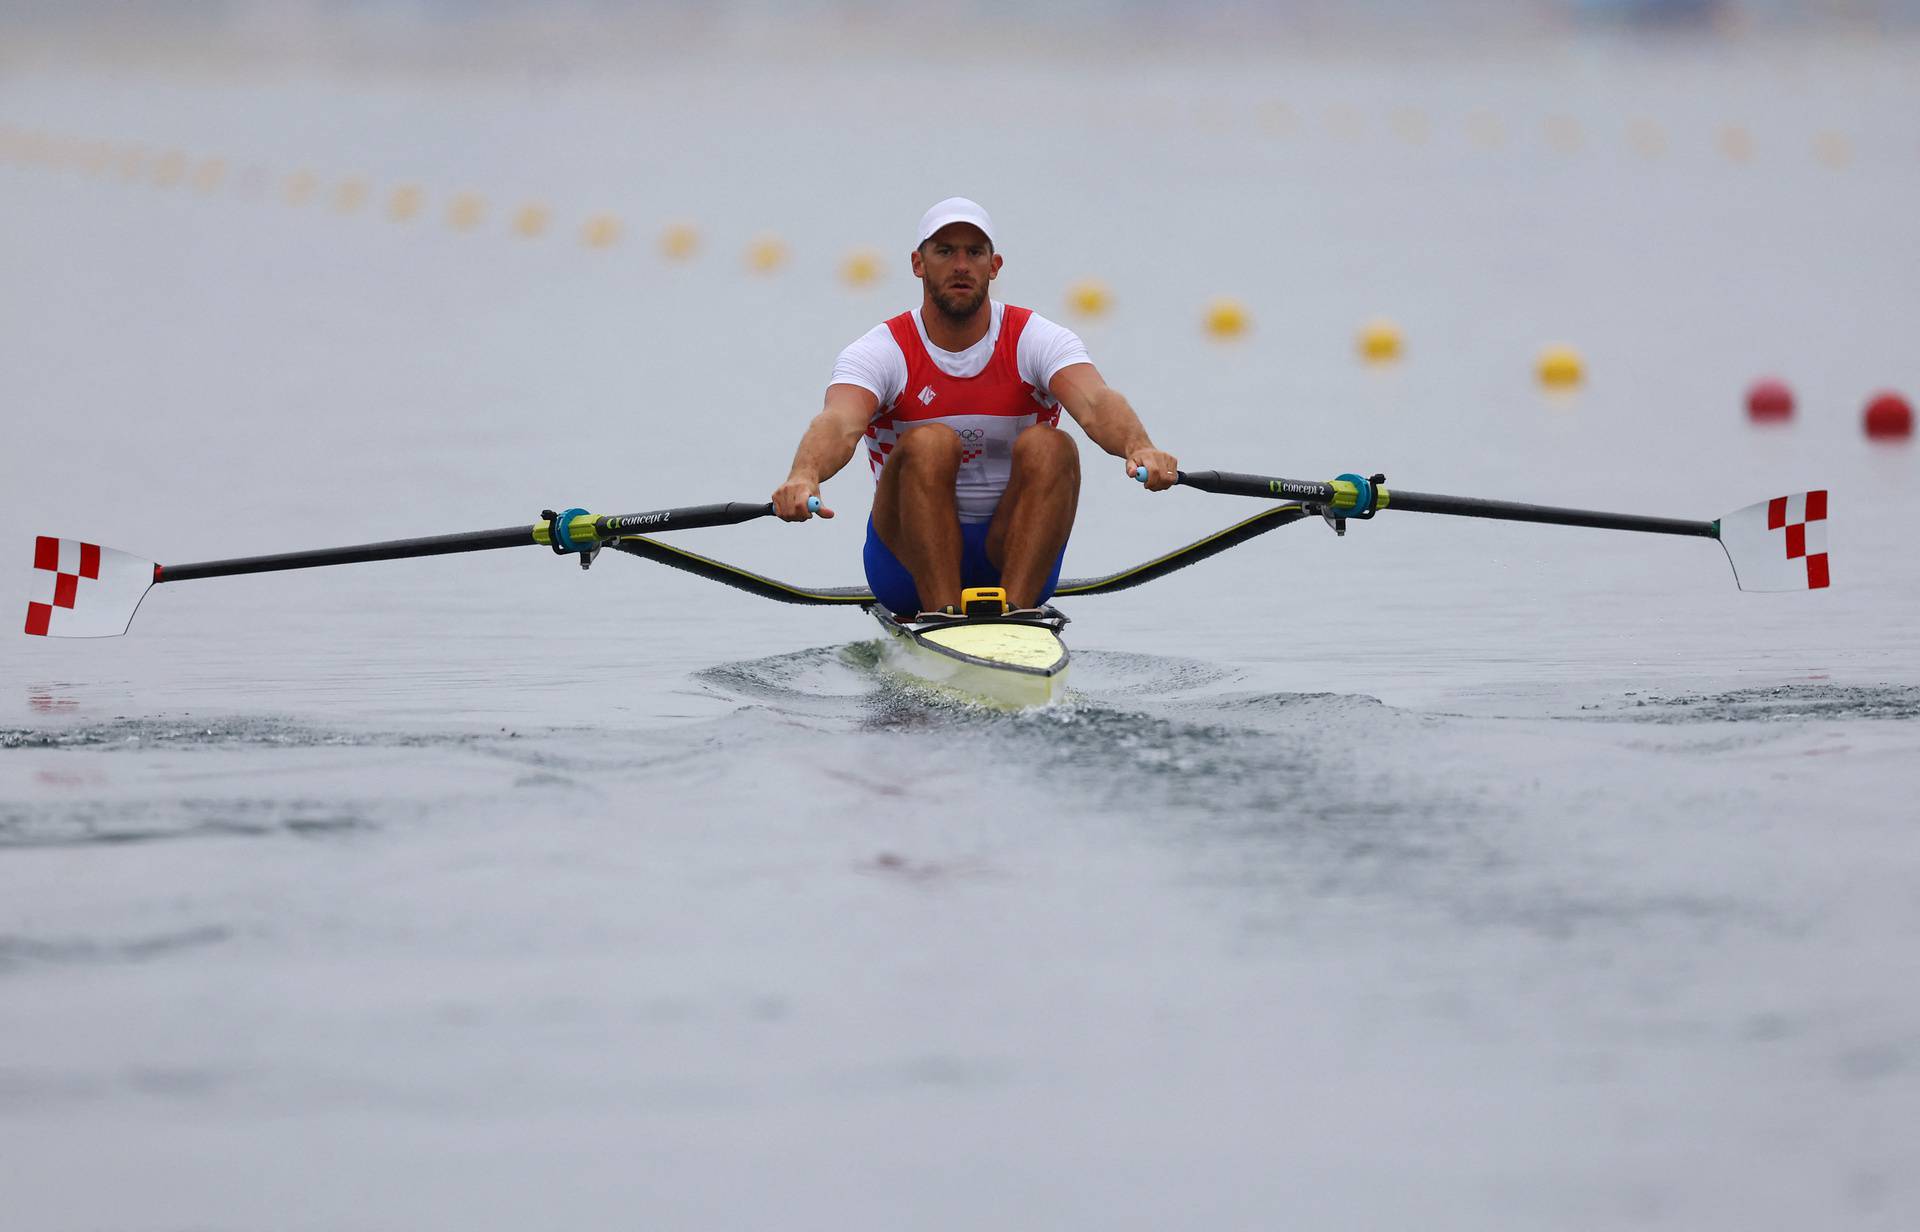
[1145,468,1830,593]
[22,497,816,638]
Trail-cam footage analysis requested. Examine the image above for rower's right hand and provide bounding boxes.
[772,478,833,522]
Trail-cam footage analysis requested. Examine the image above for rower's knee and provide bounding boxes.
[1013,424,1078,473]
[895,424,963,470]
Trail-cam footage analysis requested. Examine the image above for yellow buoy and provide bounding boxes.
[1065,279,1112,317]
[1256,100,1296,136]
[1358,317,1403,363]
[1204,297,1250,339]
[1537,344,1585,388]
[79,141,114,176]
[332,177,369,213]
[387,184,423,222]
[446,192,486,231]
[1628,119,1667,158]
[1813,131,1852,169]
[746,234,789,273]
[840,247,884,287]
[512,203,550,238]
[1718,125,1753,164]
[282,169,317,206]
[659,223,700,260]
[1545,115,1583,153]
[1390,108,1429,145]
[581,213,622,249]
[190,158,226,194]
[150,150,186,188]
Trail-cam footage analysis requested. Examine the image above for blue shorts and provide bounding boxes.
[863,516,1066,614]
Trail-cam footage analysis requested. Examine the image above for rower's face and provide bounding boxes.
[912,223,999,318]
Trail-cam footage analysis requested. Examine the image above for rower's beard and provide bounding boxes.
[930,282,989,322]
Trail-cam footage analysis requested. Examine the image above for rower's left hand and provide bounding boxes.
[1127,449,1180,492]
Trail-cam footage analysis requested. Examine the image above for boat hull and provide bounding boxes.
[870,606,1070,709]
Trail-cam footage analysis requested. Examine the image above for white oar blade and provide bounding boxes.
[1718,491,1830,592]
[23,537,156,637]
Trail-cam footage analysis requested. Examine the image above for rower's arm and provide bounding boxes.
[771,383,879,520]
[1049,362,1180,492]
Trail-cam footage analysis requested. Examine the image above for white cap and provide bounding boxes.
[915,197,996,250]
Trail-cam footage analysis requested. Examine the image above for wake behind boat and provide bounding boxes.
[22,470,1830,710]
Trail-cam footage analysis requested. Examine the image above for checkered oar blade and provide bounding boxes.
[23,537,157,637]
[1718,491,1831,592]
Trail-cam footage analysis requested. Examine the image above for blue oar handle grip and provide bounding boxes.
[807,496,821,514]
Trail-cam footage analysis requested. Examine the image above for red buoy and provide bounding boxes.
[1745,378,1794,423]
[1864,391,1914,441]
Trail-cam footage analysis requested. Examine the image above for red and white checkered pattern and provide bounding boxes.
[22,536,156,638]
[1765,490,1830,589]
[1718,490,1831,593]
[24,536,102,635]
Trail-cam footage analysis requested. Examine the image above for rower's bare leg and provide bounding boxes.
[873,425,965,612]
[987,425,1080,608]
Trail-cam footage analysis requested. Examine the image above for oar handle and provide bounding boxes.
[592,496,819,536]
[596,501,776,535]
[1150,468,1346,504]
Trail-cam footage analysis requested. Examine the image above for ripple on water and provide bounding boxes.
[0,797,385,850]
[693,644,878,711]
[694,642,1375,727]
[1586,683,1920,725]
[0,925,231,971]
[0,715,512,752]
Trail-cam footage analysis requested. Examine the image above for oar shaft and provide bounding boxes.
[158,526,533,582]
[155,501,782,584]
[1174,470,1717,539]
[1386,489,1716,538]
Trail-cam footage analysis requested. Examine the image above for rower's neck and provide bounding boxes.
[919,300,992,353]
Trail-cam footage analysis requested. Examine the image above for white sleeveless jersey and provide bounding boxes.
[830,302,1091,522]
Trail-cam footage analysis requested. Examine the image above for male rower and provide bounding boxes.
[770,197,1179,618]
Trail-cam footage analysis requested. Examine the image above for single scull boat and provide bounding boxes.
[22,471,1829,709]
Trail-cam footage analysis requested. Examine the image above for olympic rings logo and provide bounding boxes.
[955,428,986,442]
